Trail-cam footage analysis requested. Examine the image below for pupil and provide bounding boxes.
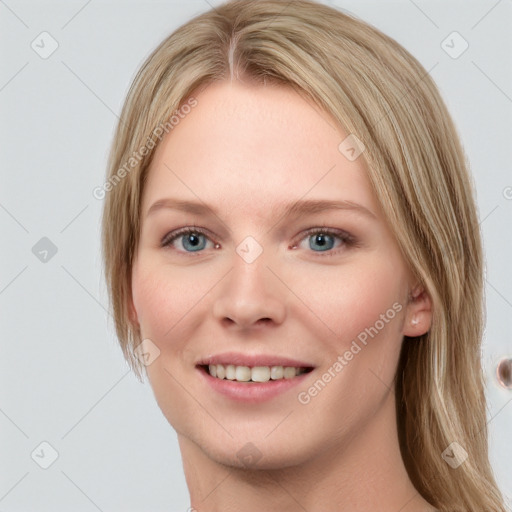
[183,232,205,252]
[311,233,333,252]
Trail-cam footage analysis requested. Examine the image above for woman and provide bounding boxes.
[100,1,507,510]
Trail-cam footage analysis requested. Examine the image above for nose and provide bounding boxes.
[212,248,286,330]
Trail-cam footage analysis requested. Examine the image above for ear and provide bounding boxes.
[402,284,432,337]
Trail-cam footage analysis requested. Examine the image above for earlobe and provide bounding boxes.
[403,285,432,337]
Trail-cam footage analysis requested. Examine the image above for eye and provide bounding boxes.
[161,227,216,253]
[293,227,356,256]
[161,226,357,256]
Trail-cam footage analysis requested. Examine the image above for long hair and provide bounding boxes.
[100,1,506,510]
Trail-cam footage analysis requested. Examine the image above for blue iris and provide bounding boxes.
[309,233,335,252]
[182,232,207,252]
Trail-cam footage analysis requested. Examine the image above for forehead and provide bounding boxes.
[142,80,377,220]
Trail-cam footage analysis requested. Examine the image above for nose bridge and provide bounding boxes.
[212,239,286,328]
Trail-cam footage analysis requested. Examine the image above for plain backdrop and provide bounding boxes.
[1,1,511,511]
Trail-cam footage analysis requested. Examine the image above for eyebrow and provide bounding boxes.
[146,197,377,220]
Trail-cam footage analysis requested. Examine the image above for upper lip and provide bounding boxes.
[196,352,316,368]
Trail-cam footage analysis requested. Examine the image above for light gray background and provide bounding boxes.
[1,1,511,511]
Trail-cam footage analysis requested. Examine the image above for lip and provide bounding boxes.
[195,352,316,403]
[196,365,314,403]
[196,352,315,368]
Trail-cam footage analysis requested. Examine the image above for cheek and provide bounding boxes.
[131,261,186,343]
[131,260,221,437]
[292,259,406,358]
[132,267,170,339]
[292,262,406,426]
[131,260,216,350]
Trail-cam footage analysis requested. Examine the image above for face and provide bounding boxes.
[130,80,431,469]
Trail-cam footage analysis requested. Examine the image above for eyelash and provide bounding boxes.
[292,227,357,257]
[161,225,358,257]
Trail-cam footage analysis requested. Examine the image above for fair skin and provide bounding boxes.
[130,79,437,512]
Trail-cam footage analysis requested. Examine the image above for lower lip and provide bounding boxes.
[196,366,313,403]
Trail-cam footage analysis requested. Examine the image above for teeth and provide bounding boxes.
[226,364,236,380]
[251,366,271,382]
[216,364,226,379]
[206,364,307,382]
[283,366,296,379]
[270,366,283,380]
[235,366,251,382]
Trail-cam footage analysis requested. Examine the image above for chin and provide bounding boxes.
[190,430,318,471]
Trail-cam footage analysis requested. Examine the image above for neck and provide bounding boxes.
[178,391,436,512]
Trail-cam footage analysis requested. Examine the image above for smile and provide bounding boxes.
[204,364,312,382]
[195,353,316,402]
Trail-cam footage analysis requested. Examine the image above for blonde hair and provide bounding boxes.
[100,1,506,510]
